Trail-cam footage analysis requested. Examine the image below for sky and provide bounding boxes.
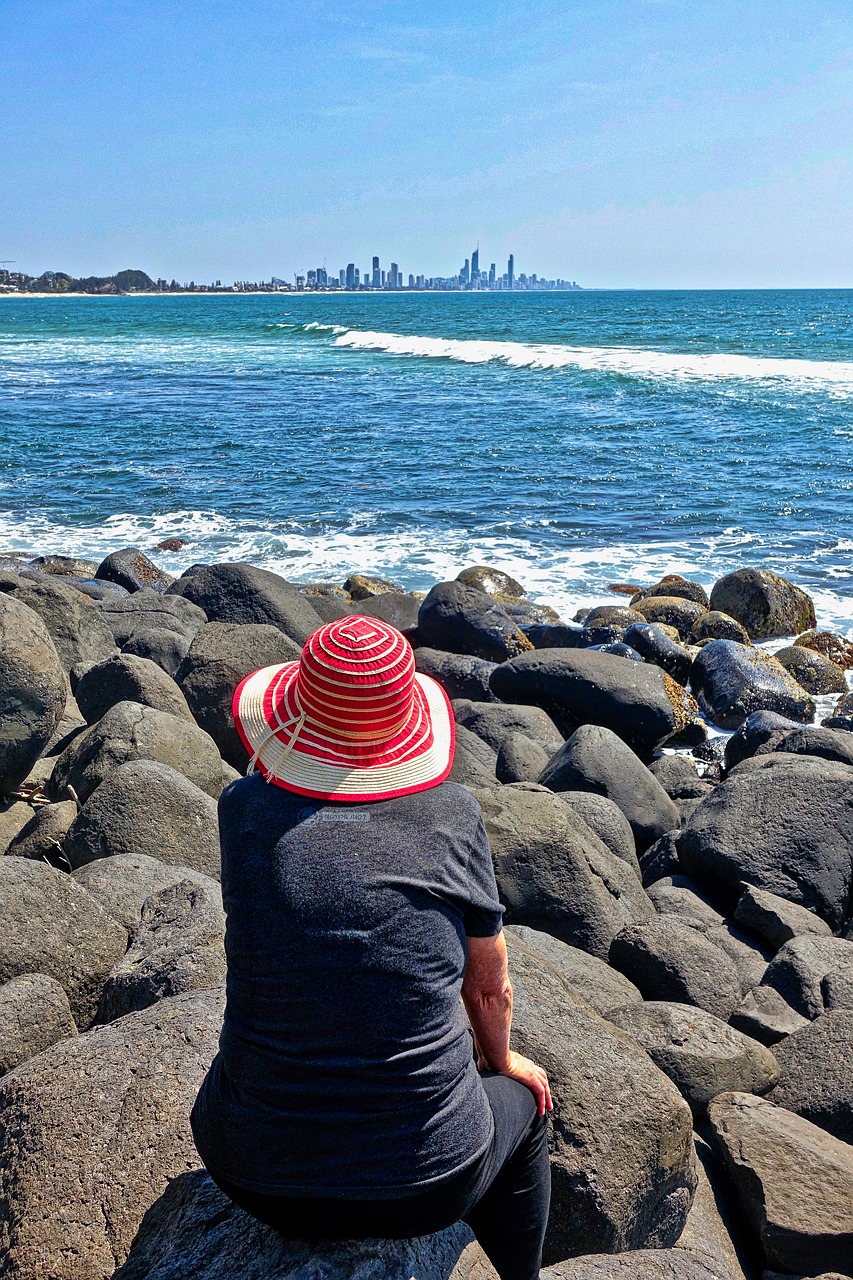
[3,0,853,288]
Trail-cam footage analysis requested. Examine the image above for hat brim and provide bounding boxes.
[233,665,456,802]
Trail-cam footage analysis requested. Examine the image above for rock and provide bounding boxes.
[306,594,351,623]
[31,554,100,578]
[453,698,564,757]
[0,988,225,1280]
[42,691,88,755]
[729,986,811,1045]
[299,582,351,601]
[633,576,711,608]
[557,790,640,876]
[774,645,847,695]
[414,648,497,702]
[96,547,173,593]
[343,572,404,600]
[648,754,709,799]
[734,883,833,950]
[708,1091,853,1276]
[449,724,499,788]
[506,933,696,1261]
[690,611,751,645]
[774,723,853,768]
[490,649,698,754]
[769,1010,853,1143]
[674,1134,756,1280]
[352,590,421,633]
[623,622,694,684]
[113,1168,497,1280]
[73,852,222,932]
[589,641,643,661]
[0,857,126,1027]
[75,653,194,724]
[169,563,321,644]
[0,799,39,853]
[697,921,773,996]
[154,537,187,552]
[98,880,227,1022]
[538,725,680,853]
[505,925,643,1014]
[646,876,724,928]
[176,621,301,770]
[606,1001,779,1116]
[0,973,77,1075]
[99,588,208,646]
[609,917,743,1019]
[417,581,533,662]
[709,570,816,641]
[583,605,642,629]
[48,701,224,804]
[543,1250,734,1278]
[5,799,78,867]
[690,640,814,730]
[630,597,707,640]
[794,628,853,670]
[640,832,682,886]
[0,594,67,795]
[678,755,853,930]
[495,731,550,783]
[456,565,526,599]
[474,785,654,959]
[760,936,853,1020]
[122,626,193,677]
[65,760,221,878]
[523,623,585,649]
[0,571,118,672]
[69,578,130,601]
[724,710,804,768]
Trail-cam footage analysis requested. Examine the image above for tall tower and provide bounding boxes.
[461,258,470,285]
[471,246,479,285]
[507,254,514,290]
[372,256,380,288]
[489,263,495,287]
[346,263,355,290]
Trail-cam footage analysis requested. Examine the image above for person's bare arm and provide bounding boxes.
[461,931,553,1116]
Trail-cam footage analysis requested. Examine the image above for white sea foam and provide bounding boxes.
[333,329,853,391]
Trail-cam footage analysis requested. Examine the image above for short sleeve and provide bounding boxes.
[463,811,505,938]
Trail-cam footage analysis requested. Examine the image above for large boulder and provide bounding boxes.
[708,1091,853,1276]
[98,880,227,1022]
[709,570,816,641]
[678,755,853,930]
[774,645,847,695]
[0,857,126,1027]
[5,798,78,866]
[723,710,804,769]
[673,1134,754,1280]
[73,851,221,931]
[506,933,696,1262]
[769,1010,853,1143]
[351,591,421,634]
[453,698,564,757]
[75,653,193,723]
[0,594,67,796]
[629,596,707,639]
[96,547,173,593]
[0,988,224,1280]
[448,725,499,788]
[733,883,832,950]
[0,571,117,672]
[65,760,221,878]
[622,622,694,685]
[609,917,743,1019]
[773,723,853,768]
[343,572,404,600]
[543,1251,734,1278]
[417,581,533,662]
[690,641,814,730]
[729,986,811,1046]
[456,564,526,599]
[168,563,320,644]
[495,731,551,783]
[538,725,680,853]
[0,974,77,1075]
[505,925,642,1015]
[633,576,710,608]
[122,625,193,678]
[47,701,224,804]
[490,649,697,754]
[99,588,208,646]
[113,1168,497,1280]
[177,621,301,770]
[759,936,853,1019]
[557,791,639,876]
[690,611,751,645]
[475,785,654,958]
[414,647,497,702]
[606,1001,779,1116]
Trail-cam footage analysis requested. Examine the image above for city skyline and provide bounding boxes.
[297,247,580,292]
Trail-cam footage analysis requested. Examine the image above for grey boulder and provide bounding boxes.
[415,647,498,702]
[759,935,853,1019]
[734,883,832,950]
[723,710,804,768]
[609,917,743,1019]
[5,798,78,867]
[168,562,321,644]
[0,571,117,672]
[690,640,814,730]
[543,1251,734,1278]
[556,790,639,877]
[122,625,193,677]
[769,1010,853,1143]
[449,725,499,788]
[99,588,208,646]
[73,851,222,932]
[0,973,77,1076]
[773,723,853,768]
[774,645,847,694]
[96,546,174,593]
[505,925,642,1014]
[709,569,816,641]
[417,580,534,662]
[729,986,811,1046]
[453,698,564,757]
[75,652,193,723]
[0,593,67,796]
[495,731,551,783]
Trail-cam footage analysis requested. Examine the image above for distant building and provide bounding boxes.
[346,263,355,289]
[390,262,399,288]
[489,263,495,286]
[339,268,346,287]
[471,247,479,285]
[507,255,514,290]
[461,258,469,284]
[408,273,415,288]
[372,256,380,288]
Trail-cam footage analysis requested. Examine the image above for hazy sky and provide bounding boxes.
[4,0,853,287]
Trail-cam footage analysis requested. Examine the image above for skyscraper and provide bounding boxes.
[507,255,514,290]
[346,263,355,289]
[471,247,479,285]
[461,258,470,285]
[372,256,380,288]
[390,263,399,288]
[489,263,495,286]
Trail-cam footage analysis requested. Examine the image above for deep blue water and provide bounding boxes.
[2,289,853,627]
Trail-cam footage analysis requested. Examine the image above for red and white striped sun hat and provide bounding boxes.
[232,615,455,801]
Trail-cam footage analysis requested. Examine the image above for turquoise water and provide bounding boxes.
[2,290,853,627]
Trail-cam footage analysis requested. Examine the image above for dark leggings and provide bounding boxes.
[209,1075,551,1280]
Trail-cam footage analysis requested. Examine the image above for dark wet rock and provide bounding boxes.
[177,621,300,771]
[48,700,224,804]
[773,723,853,768]
[6,799,78,867]
[640,831,682,886]
[299,581,352,601]
[65,759,221,878]
[113,1168,497,1280]
[122,626,193,678]
[0,570,117,674]
[343,572,405,600]
[505,933,696,1261]
[691,640,814,730]
[794,628,853,670]
[690,611,751,645]
[0,594,67,796]
[0,988,225,1280]
[543,1250,734,1278]
[607,1001,779,1116]
[351,590,421,634]
[0,800,38,853]
[774,645,847,695]
[723,709,804,768]
[649,754,710,800]
[623,622,694,684]
[168,563,321,644]
[99,588,208,647]
[503,599,563,626]
[495,731,550,783]
[760,935,853,1020]
[708,1091,853,1276]
[491,648,698,754]
[539,724,680,853]
[576,625,626,647]
[557,790,639,876]
[609,916,742,1019]
[583,605,642,629]
[76,653,193,724]
[69,577,131,600]
[474,784,654,958]
[415,648,497,702]
[73,852,222,933]
[523,623,585,649]
[734,883,833,951]
[0,857,126,1028]
[709,570,816,641]
[589,641,643,661]
[306,593,351,623]
[692,737,726,767]
[769,1009,853,1143]
[453,698,564,757]
[0,974,77,1076]
[456,564,526,599]
[98,880,227,1022]
[678,755,853,929]
[154,537,188,552]
[449,725,498,788]
[31,554,100,578]
[630,596,707,639]
[633,576,711,608]
[96,547,173,594]
[418,581,533,662]
[505,925,643,1014]
[729,986,811,1045]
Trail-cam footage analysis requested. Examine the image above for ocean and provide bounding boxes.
[2,289,853,630]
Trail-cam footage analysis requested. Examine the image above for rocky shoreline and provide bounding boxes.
[0,548,852,1280]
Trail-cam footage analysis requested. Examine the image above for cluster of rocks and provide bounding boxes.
[0,548,851,1279]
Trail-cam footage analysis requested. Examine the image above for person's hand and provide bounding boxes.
[500,1051,553,1117]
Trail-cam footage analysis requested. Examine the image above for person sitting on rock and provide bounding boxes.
[191,615,552,1280]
